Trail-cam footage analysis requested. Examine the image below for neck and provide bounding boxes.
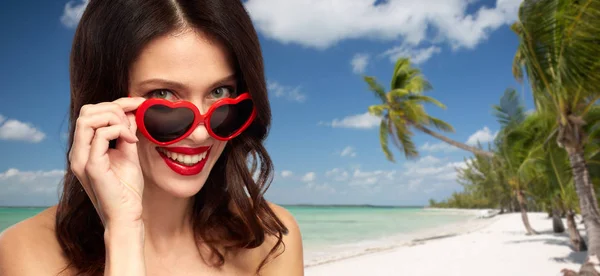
[141,180,195,254]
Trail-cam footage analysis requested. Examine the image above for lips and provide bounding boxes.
[156,146,211,176]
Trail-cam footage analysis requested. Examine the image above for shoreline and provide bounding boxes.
[304,208,494,267]
[305,212,585,275]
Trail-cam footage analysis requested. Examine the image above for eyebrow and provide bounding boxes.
[136,74,237,92]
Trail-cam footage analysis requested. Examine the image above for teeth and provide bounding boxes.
[158,148,207,165]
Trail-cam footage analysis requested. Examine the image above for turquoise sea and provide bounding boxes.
[0,206,475,265]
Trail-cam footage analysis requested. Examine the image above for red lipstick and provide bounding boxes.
[156,146,211,176]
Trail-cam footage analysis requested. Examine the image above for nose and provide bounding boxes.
[184,100,212,143]
[185,122,211,143]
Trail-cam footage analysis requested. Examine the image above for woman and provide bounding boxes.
[0,0,304,275]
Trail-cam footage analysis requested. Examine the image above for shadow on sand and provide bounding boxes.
[504,229,588,265]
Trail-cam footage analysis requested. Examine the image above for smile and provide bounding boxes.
[157,147,208,166]
[156,146,211,176]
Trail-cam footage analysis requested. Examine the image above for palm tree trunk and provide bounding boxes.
[568,147,600,256]
[553,207,566,233]
[413,125,495,158]
[516,189,537,235]
[566,209,588,252]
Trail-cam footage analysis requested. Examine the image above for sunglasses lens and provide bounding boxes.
[144,105,195,142]
[210,99,254,138]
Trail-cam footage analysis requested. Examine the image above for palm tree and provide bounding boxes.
[512,0,600,258]
[520,111,586,250]
[364,57,494,161]
[493,89,538,235]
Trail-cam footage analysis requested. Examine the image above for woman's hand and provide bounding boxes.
[68,97,147,229]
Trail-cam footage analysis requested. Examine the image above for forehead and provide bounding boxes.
[128,29,234,92]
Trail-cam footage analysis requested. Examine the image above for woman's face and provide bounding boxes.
[128,29,236,197]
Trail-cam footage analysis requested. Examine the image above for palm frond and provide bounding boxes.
[406,94,446,109]
[511,22,525,83]
[379,118,395,162]
[516,0,600,106]
[368,104,388,117]
[388,88,410,101]
[391,58,411,89]
[426,115,455,132]
[363,76,388,104]
[404,75,433,93]
[396,102,426,126]
[391,117,418,159]
[493,88,526,129]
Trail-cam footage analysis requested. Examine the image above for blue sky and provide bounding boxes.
[0,0,531,206]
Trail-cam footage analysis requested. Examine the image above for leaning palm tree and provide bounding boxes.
[512,0,600,258]
[364,57,494,161]
[520,111,586,250]
[493,89,538,235]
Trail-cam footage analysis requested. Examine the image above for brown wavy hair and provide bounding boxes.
[55,0,288,275]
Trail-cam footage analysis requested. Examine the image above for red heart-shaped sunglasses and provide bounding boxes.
[133,92,256,146]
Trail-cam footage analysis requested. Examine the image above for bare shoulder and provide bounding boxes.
[255,202,304,275]
[227,200,303,275]
[0,205,71,276]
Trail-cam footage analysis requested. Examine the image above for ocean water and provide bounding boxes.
[286,206,476,265]
[0,206,475,265]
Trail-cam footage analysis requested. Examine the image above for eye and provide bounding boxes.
[146,89,176,101]
[210,86,235,99]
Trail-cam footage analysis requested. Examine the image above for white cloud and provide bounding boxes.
[0,117,46,143]
[466,126,498,146]
[340,146,357,157]
[60,0,89,28]
[244,0,521,50]
[419,142,459,153]
[351,53,370,74]
[325,167,397,188]
[288,156,466,201]
[267,81,306,103]
[319,112,381,129]
[0,168,65,206]
[381,44,441,64]
[306,182,336,194]
[325,168,349,182]
[414,155,442,166]
[0,168,65,181]
[408,179,423,191]
[402,156,467,184]
[301,172,316,182]
[281,170,293,178]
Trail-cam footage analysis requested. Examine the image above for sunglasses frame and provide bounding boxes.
[134,92,256,146]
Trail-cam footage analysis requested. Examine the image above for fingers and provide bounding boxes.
[112,97,147,113]
[68,97,145,204]
[70,112,136,174]
[88,124,138,166]
[69,97,145,167]
[116,112,139,158]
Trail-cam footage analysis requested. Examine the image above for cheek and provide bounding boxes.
[213,141,227,158]
[135,135,157,159]
[207,141,228,164]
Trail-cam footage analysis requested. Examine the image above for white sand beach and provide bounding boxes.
[305,212,586,276]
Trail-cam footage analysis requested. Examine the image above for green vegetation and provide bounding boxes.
[362,0,600,270]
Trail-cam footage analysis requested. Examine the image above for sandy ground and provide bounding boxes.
[304,212,586,276]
